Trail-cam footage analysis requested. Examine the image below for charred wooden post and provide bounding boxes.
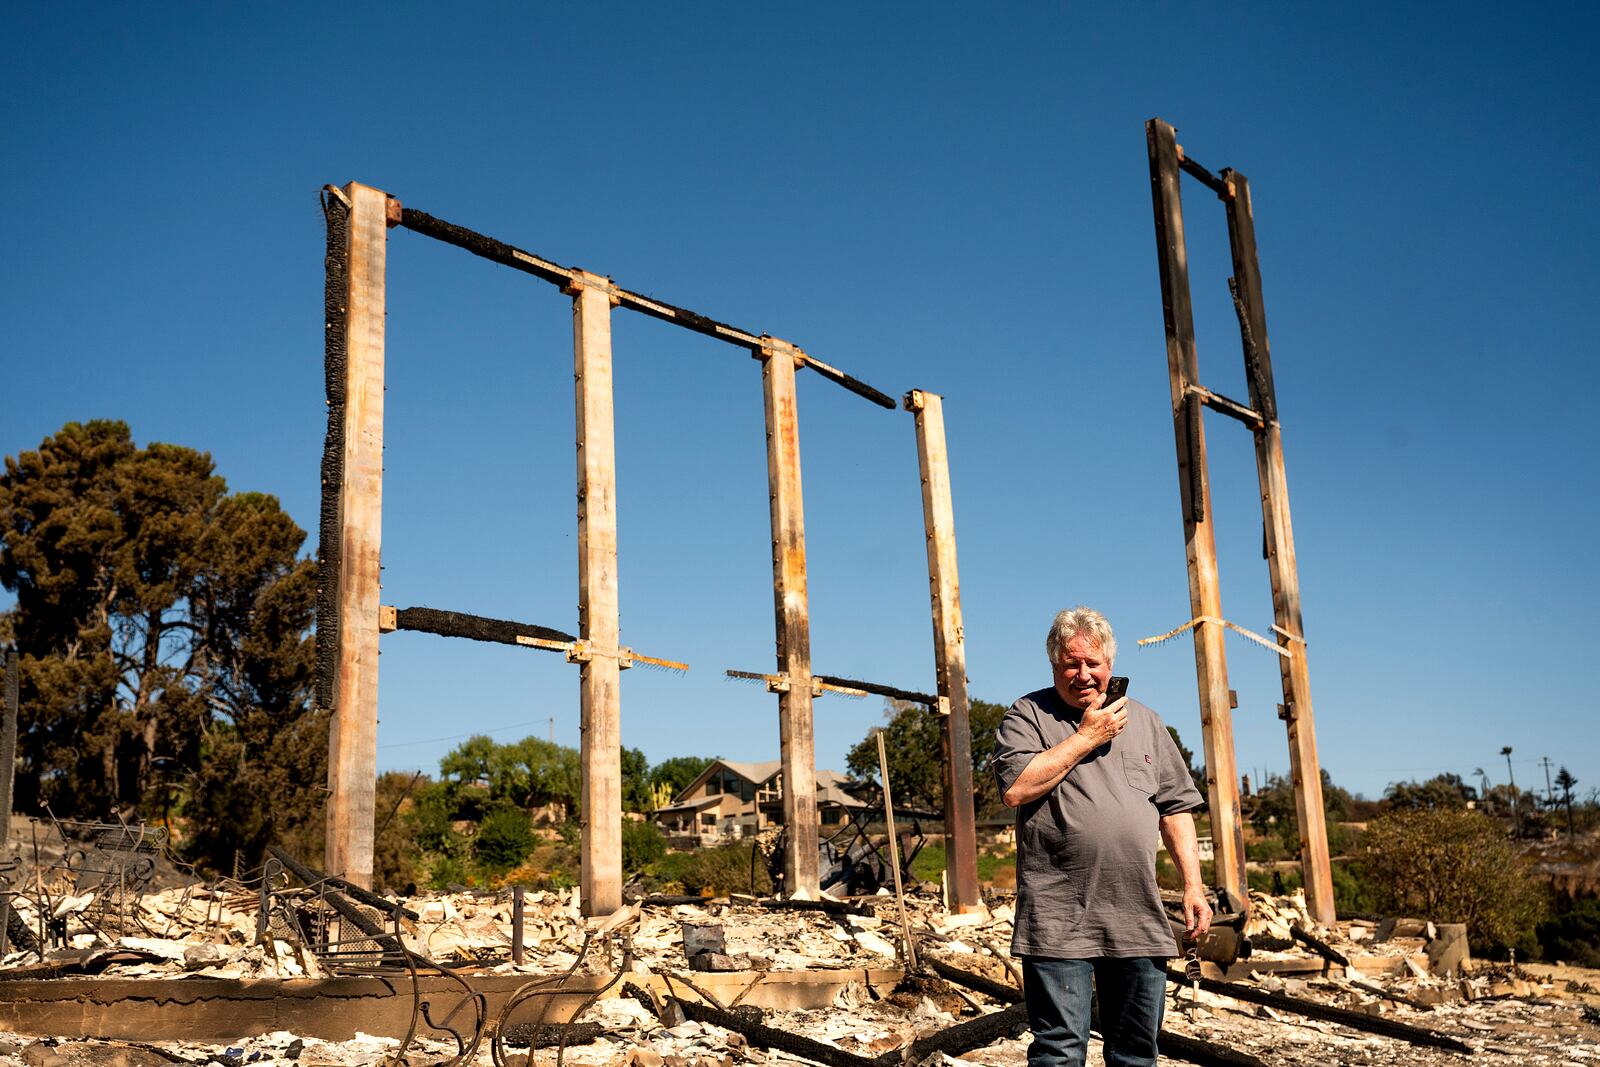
[757,337,820,899]
[1223,172,1336,926]
[1145,120,1248,908]
[904,389,980,913]
[1171,970,1474,1053]
[0,647,17,842]
[322,181,391,889]
[511,886,525,965]
[568,269,625,917]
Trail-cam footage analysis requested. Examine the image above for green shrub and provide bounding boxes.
[475,803,536,872]
[1247,837,1286,864]
[1357,808,1546,957]
[623,820,667,873]
[652,842,770,896]
[1537,894,1600,967]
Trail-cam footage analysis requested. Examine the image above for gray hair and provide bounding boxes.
[1045,606,1117,666]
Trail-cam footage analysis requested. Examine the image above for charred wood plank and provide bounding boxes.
[1349,976,1436,1013]
[1178,153,1232,199]
[267,845,419,922]
[756,896,874,917]
[1290,923,1350,967]
[925,955,1020,1003]
[814,675,938,707]
[899,1002,1028,1062]
[393,606,575,648]
[4,902,39,957]
[1172,971,1473,1053]
[266,846,407,957]
[398,207,896,410]
[626,982,878,1067]
[500,1021,606,1048]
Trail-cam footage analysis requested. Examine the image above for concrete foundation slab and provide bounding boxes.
[0,967,903,1041]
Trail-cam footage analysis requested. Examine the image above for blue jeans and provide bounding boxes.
[1021,956,1167,1067]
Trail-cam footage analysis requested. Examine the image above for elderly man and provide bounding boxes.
[992,607,1211,1067]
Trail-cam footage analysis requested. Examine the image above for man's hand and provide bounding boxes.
[1077,696,1129,748]
[1181,883,1213,939]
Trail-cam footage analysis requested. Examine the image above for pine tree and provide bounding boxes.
[0,421,322,870]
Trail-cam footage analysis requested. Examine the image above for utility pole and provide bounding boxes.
[1540,756,1555,809]
[1501,746,1520,837]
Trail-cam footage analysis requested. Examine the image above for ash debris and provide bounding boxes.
[0,829,1595,1067]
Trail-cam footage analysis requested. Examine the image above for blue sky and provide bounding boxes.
[3,3,1595,802]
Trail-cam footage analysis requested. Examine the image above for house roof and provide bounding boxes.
[652,794,725,816]
[667,758,866,809]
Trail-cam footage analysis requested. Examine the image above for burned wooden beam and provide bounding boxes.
[266,847,406,959]
[1290,923,1350,968]
[813,674,937,707]
[760,338,820,899]
[1348,976,1435,1013]
[571,269,625,918]
[321,181,389,889]
[1223,164,1335,926]
[903,389,980,912]
[626,983,878,1067]
[1177,151,1232,200]
[1188,384,1265,432]
[265,846,419,923]
[900,1003,1028,1062]
[924,955,1018,1003]
[500,1020,606,1048]
[390,606,575,648]
[1146,117,1249,908]
[1,647,18,843]
[755,896,874,918]
[1172,971,1474,1053]
[397,206,896,409]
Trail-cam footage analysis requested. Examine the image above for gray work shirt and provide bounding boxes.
[992,686,1202,959]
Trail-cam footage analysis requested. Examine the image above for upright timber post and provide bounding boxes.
[0,647,17,843]
[1145,121,1248,909]
[904,390,980,913]
[757,337,820,899]
[1223,171,1336,925]
[324,182,390,889]
[568,270,624,917]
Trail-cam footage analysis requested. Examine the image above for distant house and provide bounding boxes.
[652,759,869,846]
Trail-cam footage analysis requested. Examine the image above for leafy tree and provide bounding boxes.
[0,421,320,870]
[439,734,580,814]
[1248,768,1360,857]
[621,746,652,813]
[845,698,1007,814]
[1358,808,1546,956]
[648,755,717,802]
[1166,726,1207,802]
[1383,773,1476,811]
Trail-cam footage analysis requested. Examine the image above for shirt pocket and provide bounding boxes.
[1121,751,1157,796]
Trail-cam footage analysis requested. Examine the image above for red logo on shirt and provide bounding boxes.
[1144,754,1152,764]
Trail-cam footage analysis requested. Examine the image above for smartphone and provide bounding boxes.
[1103,676,1129,708]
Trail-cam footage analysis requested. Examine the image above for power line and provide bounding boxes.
[377,718,549,750]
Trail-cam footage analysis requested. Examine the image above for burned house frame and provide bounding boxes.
[1145,118,1335,922]
[317,183,982,913]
